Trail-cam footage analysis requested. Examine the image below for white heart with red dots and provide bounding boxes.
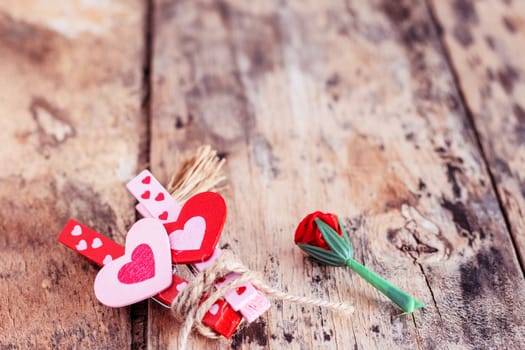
[126,170,182,223]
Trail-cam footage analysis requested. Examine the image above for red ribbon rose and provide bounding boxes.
[294,211,343,250]
[294,210,425,314]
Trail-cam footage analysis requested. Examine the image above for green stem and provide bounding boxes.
[346,259,425,314]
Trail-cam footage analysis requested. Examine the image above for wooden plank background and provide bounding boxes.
[1,0,524,349]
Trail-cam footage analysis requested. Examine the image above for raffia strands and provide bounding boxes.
[167,145,227,203]
[171,250,355,349]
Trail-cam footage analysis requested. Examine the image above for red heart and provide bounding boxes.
[158,211,168,220]
[164,192,226,263]
[236,286,246,295]
[142,176,151,184]
[141,191,150,199]
[155,193,165,201]
[117,244,155,284]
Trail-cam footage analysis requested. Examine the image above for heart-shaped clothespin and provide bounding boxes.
[94,218,172,307]
[127,171,227,264]
[163,192,227,264]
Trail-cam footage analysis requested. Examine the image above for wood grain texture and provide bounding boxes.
[428,0,525,268]
[149,0,525,349]
[1,0,525,349]
[0,0,146,348]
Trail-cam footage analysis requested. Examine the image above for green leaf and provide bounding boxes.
[297,244,346,266]
[337,216,353,257]
[315,218,352,260]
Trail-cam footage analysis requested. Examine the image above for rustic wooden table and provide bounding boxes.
[1,0,525,349]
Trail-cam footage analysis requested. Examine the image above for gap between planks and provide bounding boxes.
[424,0,525,277]
[131,0,155,349]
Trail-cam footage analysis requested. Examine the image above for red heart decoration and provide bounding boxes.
[118,244,155,284]
[236,286,246,295]
[141,191,150,199]
[155,192,165,201]
[163,192,226,263]
[158,211,168,220]
[142,176,151,184]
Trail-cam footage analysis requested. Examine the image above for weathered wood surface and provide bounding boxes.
[0,1,147,348]
[149,0,525,349]
[429,0,525,267]
[1,0,525,349]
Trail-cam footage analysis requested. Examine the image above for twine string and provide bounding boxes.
[171,250,355,349]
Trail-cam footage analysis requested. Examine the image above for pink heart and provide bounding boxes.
[168,216,206,251]
[94,219,172,307]
[117,244,155,284]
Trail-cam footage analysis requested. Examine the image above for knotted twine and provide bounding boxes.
[167,146,355,349]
